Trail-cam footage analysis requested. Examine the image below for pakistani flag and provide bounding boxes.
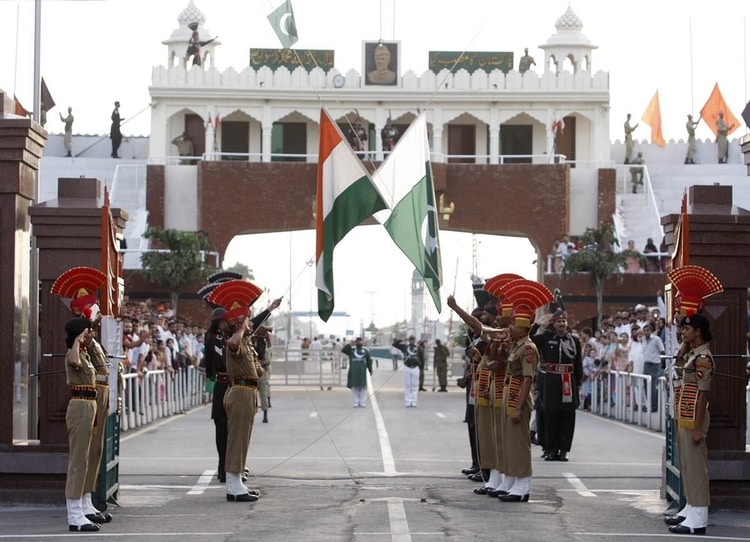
[372,113,443,312]
[267,0,298,49]
[316,108,387,321]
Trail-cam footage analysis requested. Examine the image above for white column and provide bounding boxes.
[430,110,443,163]
[489,108,500,164]
[262,105,273,162]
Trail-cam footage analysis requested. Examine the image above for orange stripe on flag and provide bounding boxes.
[699,83,740,137]
[641,90,665,147]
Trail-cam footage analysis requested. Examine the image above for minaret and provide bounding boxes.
[162,0,221,69]
[539,5,597,74]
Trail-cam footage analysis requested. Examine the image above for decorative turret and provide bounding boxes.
[539,5,597,74]
[162,0,220,69]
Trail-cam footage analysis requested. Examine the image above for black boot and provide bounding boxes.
[262,410,268,423]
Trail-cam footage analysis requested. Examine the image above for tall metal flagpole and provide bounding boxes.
[689,18,694,115]
[29,0,43,438]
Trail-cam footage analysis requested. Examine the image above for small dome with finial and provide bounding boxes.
[177,0,206,29]
[555,5,584,31]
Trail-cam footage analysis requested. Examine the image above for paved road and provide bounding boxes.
[1,366,748,541]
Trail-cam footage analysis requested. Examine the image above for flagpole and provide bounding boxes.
[13,4,20,97]
[33,0,41,123]
[689,18,694,115]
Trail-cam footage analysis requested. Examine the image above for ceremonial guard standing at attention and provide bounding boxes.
[396,336,422,407]
[663,265,723,535]
[495,279,553,502]
[200,271,282,484]
[532,309,582,461]
[51,266,113,532]
[447,295,494,487]
[204,307,229,482]
[207,280,266,503]
[342,337,373,407]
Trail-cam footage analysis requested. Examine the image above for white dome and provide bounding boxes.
[177,0,206,28]
[555,5,584,32]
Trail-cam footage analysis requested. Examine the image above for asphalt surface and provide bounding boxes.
[1,364,749,541]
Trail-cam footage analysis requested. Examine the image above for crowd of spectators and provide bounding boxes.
[573,302,673,411]
[120,298,206,379]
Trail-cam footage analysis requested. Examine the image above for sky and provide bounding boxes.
[3,0,750,336]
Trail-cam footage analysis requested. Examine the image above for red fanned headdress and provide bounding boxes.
[667,265,723,317]
[501,279,554,328]
[206,279,263,323]
[50,266,107,320]
[484,273,523,317]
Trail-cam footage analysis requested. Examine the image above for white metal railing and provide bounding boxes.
[110,164,148,210]
[589,370,665,432]
[613,163,663,249]
[121,366,208,432]
[147,151,570,166]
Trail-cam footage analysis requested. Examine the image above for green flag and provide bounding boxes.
[371,113,443,312]
[267,0,298,49]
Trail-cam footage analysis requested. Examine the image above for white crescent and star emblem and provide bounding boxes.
[278,12,296,38]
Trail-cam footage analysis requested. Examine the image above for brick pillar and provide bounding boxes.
[0,92,51,502]
[662,184,750,510]
[30,178,126,450]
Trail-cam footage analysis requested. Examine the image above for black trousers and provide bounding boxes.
[544,408,576,453]
[465,403,479,468]
[212,383,229,477]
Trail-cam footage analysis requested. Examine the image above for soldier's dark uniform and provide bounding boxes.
[532,313,582,461]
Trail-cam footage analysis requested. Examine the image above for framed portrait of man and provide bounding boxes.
[363,41,399,86]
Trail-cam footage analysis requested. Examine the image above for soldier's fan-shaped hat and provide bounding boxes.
[207,270,244,283]
[206,279,263,323]
[484,273,523,317]
[667,265,723,317]
[51,266,106,320]
[501,279,554,328]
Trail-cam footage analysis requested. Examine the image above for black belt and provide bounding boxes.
[71,387,97,400]
[404,361,419,368]
[232,377,259,388]
[543,363,574,374]
[216,373,231,385]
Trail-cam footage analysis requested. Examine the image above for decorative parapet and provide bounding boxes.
[151,65,609,94]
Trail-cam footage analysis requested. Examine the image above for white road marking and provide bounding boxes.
[436,412,446,418]
[366,376,415,541]
[562,472,597,497]
[367,374,397,476]
[309,412,318,418]
[187,469,216,495]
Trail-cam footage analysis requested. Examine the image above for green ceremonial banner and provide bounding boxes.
[428,51,513,75]
[249,49,335,72]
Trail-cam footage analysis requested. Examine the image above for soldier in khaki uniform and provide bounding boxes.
[207,280,266,503]
[52,267,113,531]
[495,279,553,502]
[667,314,713,535]
[664,264,723,535]
[63,318,101,532]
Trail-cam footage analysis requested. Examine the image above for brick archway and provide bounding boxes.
[147,162,585,270]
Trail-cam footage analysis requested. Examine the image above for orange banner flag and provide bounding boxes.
[699,83,740,137]
[641,90,665,147]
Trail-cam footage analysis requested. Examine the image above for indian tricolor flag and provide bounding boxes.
[316,108,387,321]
